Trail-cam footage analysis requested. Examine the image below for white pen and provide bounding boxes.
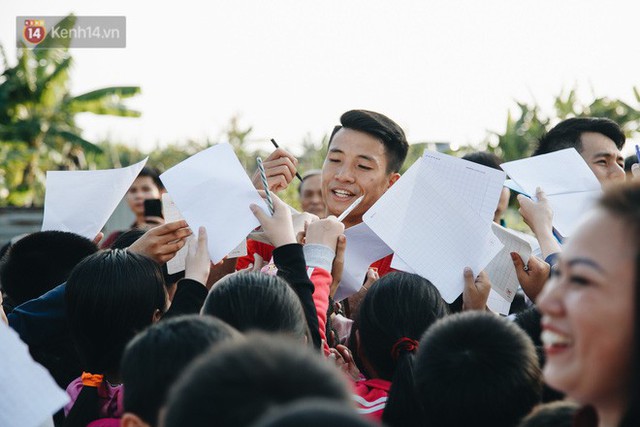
[337,195,365,222]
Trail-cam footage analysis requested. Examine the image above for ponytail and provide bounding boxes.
[64,373,103,427]
[382,339,423,427]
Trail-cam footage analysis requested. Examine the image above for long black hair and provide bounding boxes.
[64,249,166,427]
[357,272,449,426]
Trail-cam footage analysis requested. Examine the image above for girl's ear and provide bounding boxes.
[121,412,151,427]
[152,309,163,323]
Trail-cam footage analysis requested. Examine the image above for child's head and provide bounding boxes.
[251,399,376,427]
[201,272,308,340]
[121,315,240,427]
[355,272,448,426]
[110,229,185,297]
[0,231,98,305]
[517,401,579,427]
[66,249,167,374]
[163,333,351,427]
[415,311,542,427]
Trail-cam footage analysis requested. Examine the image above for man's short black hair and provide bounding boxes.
[624,154,638,173]
[0,231,98,305]
[533,117,625,156]
[415,312,542,427]
[462,151,504,171]
[329,110,409,173]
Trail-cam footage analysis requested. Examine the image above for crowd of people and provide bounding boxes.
[1,109,639,427]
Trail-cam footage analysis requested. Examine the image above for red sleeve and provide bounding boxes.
[370,253,396,277]
[235,239,274,270]
[308,266,332,355]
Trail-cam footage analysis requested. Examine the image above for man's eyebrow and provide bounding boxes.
[567,257,606,274]
[357,154,376,162]
[328,148,343,154]
[592,152,616,159]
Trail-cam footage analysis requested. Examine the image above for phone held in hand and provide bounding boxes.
[144,198,163,219]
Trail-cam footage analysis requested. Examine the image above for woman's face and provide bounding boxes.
[126,176,161,217]
[537,209,635,407]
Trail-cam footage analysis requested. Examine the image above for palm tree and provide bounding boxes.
[0,14,141,206]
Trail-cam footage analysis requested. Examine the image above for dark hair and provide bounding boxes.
[121,315,240,426]
[624,154,638,173]
[517,401,579,427]
[415,311,542,427]
[64,249,167,427]
[250,399,376,427]
[111,229,185,285]
[533,117,625,156]
[163,333,351,427]
[598,182,640,427]
[201,272,308,340]
[462,151,504,171]
[357,272,449,427]
[298,169,322,195]
[329,110,409,173]
[0,231,97,305]
[138,166,164,191]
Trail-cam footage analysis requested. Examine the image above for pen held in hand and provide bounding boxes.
[256,157,274,215]
[270,138,304,182]
[337,195,365,222]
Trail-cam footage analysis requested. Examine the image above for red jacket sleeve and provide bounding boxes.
[308,266,332,355]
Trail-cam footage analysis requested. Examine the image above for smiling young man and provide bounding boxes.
[322,110,408,229]
[238,110,408,276]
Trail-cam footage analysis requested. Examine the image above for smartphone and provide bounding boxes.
[144,198,163,219]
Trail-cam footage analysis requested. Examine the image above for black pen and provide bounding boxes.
[270,138,304,182]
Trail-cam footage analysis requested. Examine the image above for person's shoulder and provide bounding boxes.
[353,378,390,418]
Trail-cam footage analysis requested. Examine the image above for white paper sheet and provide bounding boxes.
[41,158,148,240]
[487,290,512,315]
[0,322,70,427]
[420,151,506,224]
[334,222,393,302]
[364,155,504,303]
[162,193,195,274]
[484,223,533,302]
[501,148,602,237]
[160,144,267,263]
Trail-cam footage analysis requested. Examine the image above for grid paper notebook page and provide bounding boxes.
[365,153,504,303]
[484,222,532,302]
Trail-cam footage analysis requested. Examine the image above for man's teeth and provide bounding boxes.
[334,190,354,197]
[541,330,572,347]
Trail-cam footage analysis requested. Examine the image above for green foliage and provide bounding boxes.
[487,87,640,161]
[0,14,141,206]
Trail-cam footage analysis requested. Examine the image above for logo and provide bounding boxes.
[23,19,46,44]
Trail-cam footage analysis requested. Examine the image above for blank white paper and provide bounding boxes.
[501,148,602,237]
[41,158,148,240]
[335,222,393,302]
[0,322,69,427]
[160,144,267,263]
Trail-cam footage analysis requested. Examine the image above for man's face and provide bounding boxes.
[579,132,625,186]
[299,174,326,217]
[322,128,400,228]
